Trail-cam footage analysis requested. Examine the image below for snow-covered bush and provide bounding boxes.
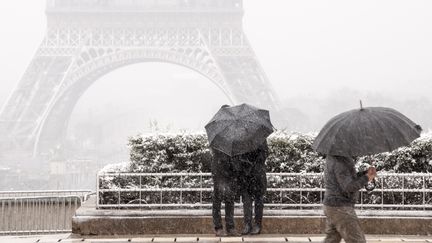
[128,133,212,173]
[98,132,432,208]
[356,133,432,173]
[267,132,324,173]
[125,131,325,174]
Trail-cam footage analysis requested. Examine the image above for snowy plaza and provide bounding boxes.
[1,0,432,242]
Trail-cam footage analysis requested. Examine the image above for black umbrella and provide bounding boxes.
[313,104,422,157]
[205,103,274,156]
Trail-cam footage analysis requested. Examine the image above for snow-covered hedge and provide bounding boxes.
[112,131,432,174]
[98,132,432,207]
[128,133,213,173]
[357,134,432,173]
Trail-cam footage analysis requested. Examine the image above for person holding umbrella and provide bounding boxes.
[313,102,422,243]
[209,146,240,237]
[207,104,240,236]
[205,103,274,236]
[235,140,269,235]
[321,155,376,242]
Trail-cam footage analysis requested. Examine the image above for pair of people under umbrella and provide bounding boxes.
[205,103,274,236]
[210,141,268,236]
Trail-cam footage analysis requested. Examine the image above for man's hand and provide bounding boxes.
[367,166,377,182]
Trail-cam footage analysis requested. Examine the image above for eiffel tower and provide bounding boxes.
[0,0,280,160]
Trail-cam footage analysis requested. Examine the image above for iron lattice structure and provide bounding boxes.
[0,0,280,158]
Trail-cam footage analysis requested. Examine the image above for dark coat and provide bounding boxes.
[233,142,268,197]
[211,148,239,200]
[323,155,369,207]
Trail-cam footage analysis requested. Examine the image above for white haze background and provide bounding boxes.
[0,1,431,157]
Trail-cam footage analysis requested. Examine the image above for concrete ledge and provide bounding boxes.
[72,196,432,235]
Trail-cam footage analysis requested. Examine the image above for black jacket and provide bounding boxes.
[210,148,239,199]
[234,142,268,196]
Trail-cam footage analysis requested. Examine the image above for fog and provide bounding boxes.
[0,0,431,189]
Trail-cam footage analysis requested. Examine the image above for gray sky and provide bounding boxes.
[1,1,432,135]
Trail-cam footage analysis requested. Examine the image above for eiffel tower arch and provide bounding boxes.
[0,0,280,159]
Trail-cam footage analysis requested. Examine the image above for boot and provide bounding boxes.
[215,228,225,237]
[241,223,252,235]
[226,228,241,237]
[250,224,261,235]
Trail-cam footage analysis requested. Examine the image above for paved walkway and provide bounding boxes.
[1,234,432,243]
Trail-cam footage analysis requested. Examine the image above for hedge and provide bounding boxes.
[98,132,432,208]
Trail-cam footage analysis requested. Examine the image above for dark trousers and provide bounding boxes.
[242,191,264,227]
[212,176,236,231]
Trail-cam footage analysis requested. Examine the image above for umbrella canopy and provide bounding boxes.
[205,103,274,156]
[313,106,422,157]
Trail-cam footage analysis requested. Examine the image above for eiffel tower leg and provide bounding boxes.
[214,55,280,110]
[196,25,280,110]
[0,46,77,159]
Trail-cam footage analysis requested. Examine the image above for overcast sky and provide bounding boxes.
[0,1,431,135]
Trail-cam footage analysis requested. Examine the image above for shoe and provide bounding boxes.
[226,229,241,237]
[215,228,225,237]
[250,225,261,235]
[241,224,252,235]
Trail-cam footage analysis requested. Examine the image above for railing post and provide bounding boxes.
[43,198,47,232]
[402,176,405,206]
[139,175,142,209]
[24,199,28,232]
[199,173,203,208]
[96,172,100,209]
[67,197,71,229]
[44,198,48,231]
[299,174,303,210]
[160,175,163,210]
[62,197,66,231]
[423,175,426,211]
[118,174,121,208]
[56,197,60,231]
[279,183,283,205]
[381,176,384,210]
[320,174,323,206]
[1,200,4,232]
[180,175,183,205]
[19,199,23,233]
[7,200,11,232]
[30,198,34,234]
[13,198,17,233]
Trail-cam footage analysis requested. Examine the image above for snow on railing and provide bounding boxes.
[96,172,432,210]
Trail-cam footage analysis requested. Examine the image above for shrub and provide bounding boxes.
[98,132,432,208]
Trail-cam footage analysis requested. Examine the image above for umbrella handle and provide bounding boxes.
[365,178,376,192]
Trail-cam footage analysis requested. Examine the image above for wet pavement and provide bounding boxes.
[1,234,432,243]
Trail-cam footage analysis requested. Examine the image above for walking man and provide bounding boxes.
[312,105,421,243]
[323,155,376,243]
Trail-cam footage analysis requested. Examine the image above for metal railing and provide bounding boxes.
[97,172,432,210]
[46,0,243,12]
[0,190,93,235]
[0,190,92,199]
[0,196,80,235]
